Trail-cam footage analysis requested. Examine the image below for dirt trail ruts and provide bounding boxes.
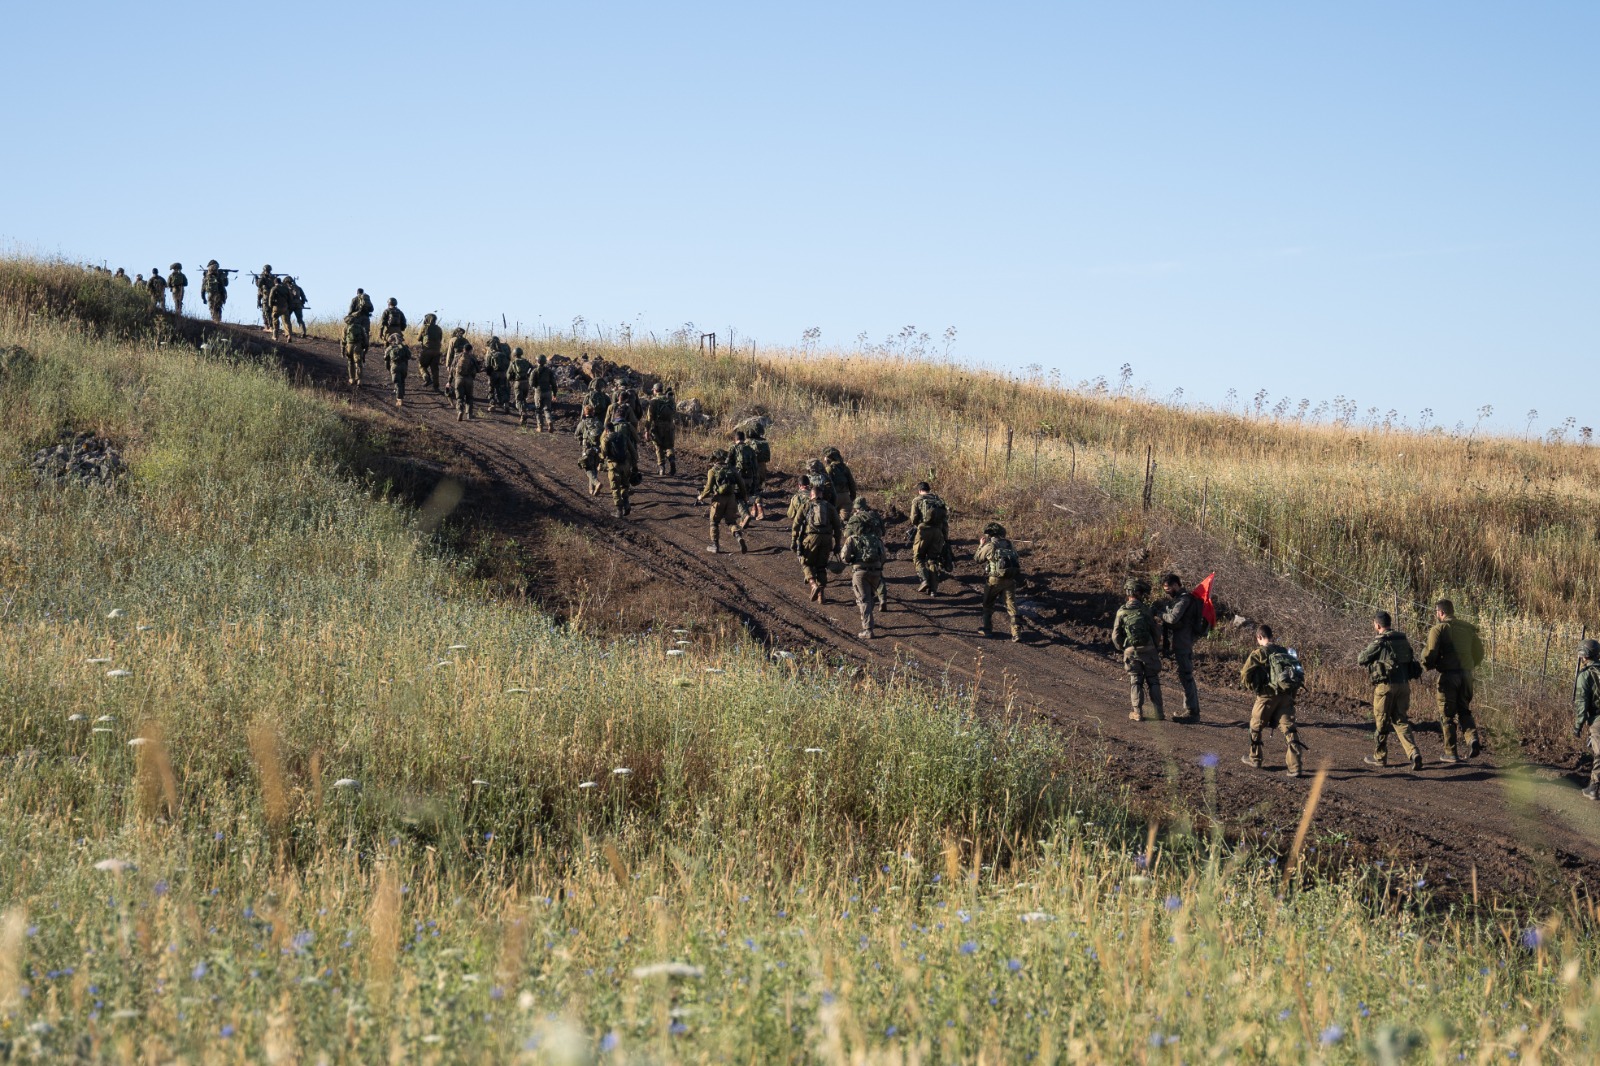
[239,325,1600,902]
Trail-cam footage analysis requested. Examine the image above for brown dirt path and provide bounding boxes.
[233,325,1600,903]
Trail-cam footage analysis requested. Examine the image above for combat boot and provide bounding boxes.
[1010,628,1022,644]
[1362,755,1388,768]
[1584,786,1599,801]
[736,532,747,554]
[1410,752,1424,771]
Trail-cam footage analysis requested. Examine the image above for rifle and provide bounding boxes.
[1575,657,1586,738]
[206,267,240,274]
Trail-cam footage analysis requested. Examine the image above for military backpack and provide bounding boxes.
[919,494,948,529]
[1119,605,1155,648]
[1372,634,1422,684]
[754,438,771,463]
[987,542,1022,580]
[711,466,740,496]
[1266,647,1305,696]
[849,532,885,570]
[649,397,675,423]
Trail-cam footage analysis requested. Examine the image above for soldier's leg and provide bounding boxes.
[1123,649,1145,720]
[1587,722,1600,798]
[1003,581,1020,640]
[1370,690,1392,763]
[394,369,406,404]
[1140,647,1165,719]
[1174,646,1200,716]
[173,290,182,316]
[1459,676,1480,755]
[1245,697,1268,766]
[707,503,722,551]
[1390,688,1420,763]
[1436,674,1460,757]
[980,582,998,634]
[852,571,874,635]
[1279,702,1302,776]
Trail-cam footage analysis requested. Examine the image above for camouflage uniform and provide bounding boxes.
[599,417,639,517]
[255,267,275,328]
[730,438,761,518]
[384,335,412,405]
[1574,654,1600,799]
[1240,643,1303,775]
[805,460,837,506]
[532,357,557,432]
[1423,616,1485,760]
[824,450,856,518]
[201,263,228,322]
[285,278,308,337]
[445,329,470,401]
[974,529,1022,642]
[1356,628,1422,768]
[147,271,167,309]
[347,290,375,323]
[267,277,295,341]
[1112,594,1164,721]
[845,501,888,612]
[416,315,444,389]
[585,383,611,424]
[168,264,187,316]
[485,339,512,411]
[378,301,407,341]
[698,454,747,553]
[909,491,950,594]
[575,409,605,495]
[342,318,370,385]
[796,493,843,602]
[452,346,481,420]
[645,389,676,474]
[508,352,535,424]
[1160,588,1203,719]
[841,529,887,638]
[750,426,771,501]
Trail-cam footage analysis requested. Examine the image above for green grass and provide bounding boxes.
[1,261,1598,1061]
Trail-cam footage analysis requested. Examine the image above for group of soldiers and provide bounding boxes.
[98,260,237,324]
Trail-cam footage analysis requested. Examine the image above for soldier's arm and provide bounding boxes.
[1110,612,1125,651]
[1421,625,1444,671]
[1356,638,1382,667]
[1576,671,1594,733]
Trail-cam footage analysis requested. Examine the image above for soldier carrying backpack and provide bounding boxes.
[975,522,1024,643]
[1356,611,1425,770]
[1239,623,1306,778]
[1112,578,1164,721]
[841,522,887,640]
[697,449,748,554]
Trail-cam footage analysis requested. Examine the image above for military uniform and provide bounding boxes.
[267,278,295,341]
[909,492,950,594]
[285,278,308,337]
[698,458,747,553]
[844,503,888,612]
[378,303,407,340]
[1112,598,1164,720]
[645,391,677,474]
[975,534,1023,642]
[824,452,856,518]
[255,267,275,328]
[1356,629,1422,768]
[452,347,481,420]
[201,264,228,323]
[147,271,167,310]
[1574,657,1600,799]
[1423,617,1485,760]
[599,417,639,516]
[585,384,611,424]
[343,291,374,385]
[1240,644,1303,775]
[730,440,760,517]
[416,316,444,390]
[384,337,412,405]
[508,353,535,424]
[168,265,187,316]
[841,530,887,638]
[796,494,843,602]
[532,359,558,432]
[445,330,470,401]
[485,339,512,411]
[1160,590,1203,719]
[750,429,771,500]
[348,290,375,323]
[575,413,605,495]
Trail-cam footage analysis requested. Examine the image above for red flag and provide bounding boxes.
[1192,572,1217,627]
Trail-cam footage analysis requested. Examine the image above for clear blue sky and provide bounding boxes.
[8,2,1595,432]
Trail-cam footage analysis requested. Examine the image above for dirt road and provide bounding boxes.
[241,326,1600,902]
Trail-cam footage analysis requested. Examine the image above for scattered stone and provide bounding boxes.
[31,430,125,486]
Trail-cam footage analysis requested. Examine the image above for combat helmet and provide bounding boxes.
[823,447,843,462]
[387,297,397,307]
[206,259,218,269]
[983,521,1007,538]
[512,346,523,357]
[711,448,729,462]
[451,327,467,336]
[170,262,181,272]
[1124,576,1151,597]
[537,353,547,364]
[1582,639,1600,662]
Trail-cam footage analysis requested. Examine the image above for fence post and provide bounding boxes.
[1543,626,1554,677]
[1199,478,1208,528]
[1141,445,1154,511]
[1070,443,1076,482]
[1004,426,1014,474]
[983,426,991,473]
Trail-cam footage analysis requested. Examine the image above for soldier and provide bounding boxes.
[787,475,813,555]
[823,448,856,519]
[804,459,837,507]
[599,410,639,517]
[841,517,887,639]
[796,478,843,604]
[1239,623,1305,777]
[1159,574,1204,722]
[644,383,677,474]
[585,378,611,424]
[168,263,187,316]
[445,327,470,401]
[730,431,761,521]
[532,353,558,432]
[610,383,641,429]
[507,348,535,424]
[843,496,889,615]
[575,403,605,496]
[1573,639,1600,800]
[267,274,296,341]
[975,522,1024,643]
[113,267,130,285]
[135,273,146,290]
[697,449,748,553]
[347,288,375,325]
[378,298,407,340]
[750,423,771,503]
[1112,578,1164,721]
[1355,611,1424,770]
[1422,599,1485,763]
[147,268,168,310]
[284,276,309,337]
[342,303,371,386]
[255,265,275,328]
[383,332,411,407]
[201,260,228,323]
[416,313,444,390]
[452,341,481,421]
[908,482,950,596]
[484,337,512,412]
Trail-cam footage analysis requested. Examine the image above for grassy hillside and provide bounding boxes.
[3,259,1599,1061]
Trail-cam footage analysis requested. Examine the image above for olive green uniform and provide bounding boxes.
[698,463,747,552]
[285,279,308,337]
[416,321,444,389]
[485,344,512,411]
[532,362,557,431]
[256,272,276,327]
[444,333,469,401]
[1112,599,1164,720]
[168,268,187,316]
[826,458,857,518]
[267,279,294,341]
[844,505,888,610]
[841,531,886,636]
[378,305,407,340]
[795,496,843,600]
[1423,618,1485,759]
[1160,591,1203,717]
[508,355,535,424]
[384,339,412,403]
[201,268,228,322]
[575,415,604,495]
[600,419,639,516]
[1240,645,1302,774]
[730,441,760,517]
[909,493,950,594]
[645,394,676,473]
[585,385,611,424]
[1574,661,1600,796]
[975,537,1022,642]
[452,350,481,420]
[1356,629,1422,766]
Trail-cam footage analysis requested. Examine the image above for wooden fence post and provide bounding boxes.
[1004,426,1014,474]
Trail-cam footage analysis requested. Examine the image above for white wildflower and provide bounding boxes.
[106,609,125,620]
[105,669,132,678]
[94,858,135,873]
[675,640,692,646]
[95,715,114,723]
[630,962,704,980]
[86,657,111,664]
[471,779,489,786]
[332,779,361,790]
[703,667,724,674]
[804,748,824,754]
[578,781,598,789]
[92,728,114,734]
[127,738,150,748]
[1019,912,1054,923]
[612,767,632,776]
[666,649,686,656]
